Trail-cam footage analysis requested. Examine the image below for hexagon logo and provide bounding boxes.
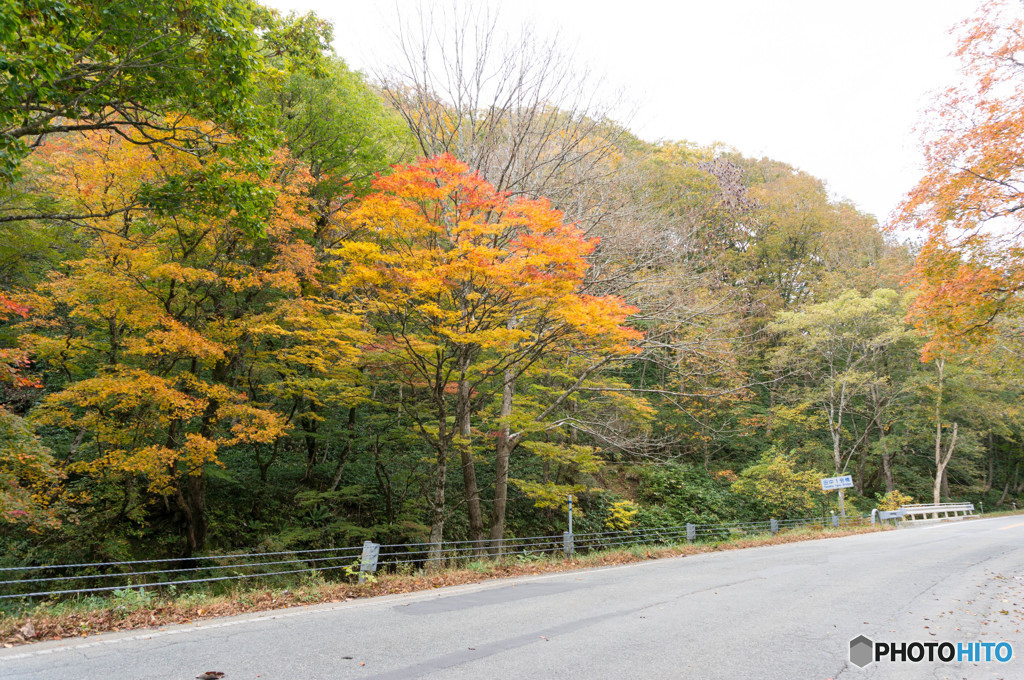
[849,635,874,668]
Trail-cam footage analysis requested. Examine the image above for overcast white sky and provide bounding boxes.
[265,0,980,226]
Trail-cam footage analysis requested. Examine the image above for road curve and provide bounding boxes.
[2,515,1022,680]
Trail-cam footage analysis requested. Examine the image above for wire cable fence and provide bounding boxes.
[0,544,366,602]
[0,513,873,603]
[375,533,567,571]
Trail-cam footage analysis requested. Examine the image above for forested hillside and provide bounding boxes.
[2,0,1022,566]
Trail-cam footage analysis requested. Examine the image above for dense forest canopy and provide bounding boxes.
[1,0,1022,565]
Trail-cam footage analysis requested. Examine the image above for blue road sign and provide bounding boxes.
[821,475,854,491]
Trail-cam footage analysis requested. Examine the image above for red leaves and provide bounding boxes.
[0,294,41,389]
[368,153,507,220]
[0,294,30,321]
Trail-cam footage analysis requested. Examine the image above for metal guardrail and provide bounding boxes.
[899,502,975,521]
[0,514,874,602]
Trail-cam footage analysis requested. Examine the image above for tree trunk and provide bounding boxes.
[984,434,995,493]
[871,384,895,494]
[456,371,484,550]
[300,405,318,482]
[826,384,846,474]
[880,448,895,494]
[428,441,448,564]
[175,471,207,555]
[328,406,357,492]
[256,439,279,484]
[174,356,224,555]
[997,473,1012,506]
[489,369,515,554]
[931,360,957,514]
[933,422,958,509]
[831,423,842,474]
[428,394,449,565]
[855,444,867,494]
[166,407,207,555]
[373,440,395,525]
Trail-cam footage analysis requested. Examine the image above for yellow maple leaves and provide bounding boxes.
[19,128,351,504]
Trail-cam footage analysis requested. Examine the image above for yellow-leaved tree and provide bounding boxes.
[732,450,824,519]
[20,128,365,554]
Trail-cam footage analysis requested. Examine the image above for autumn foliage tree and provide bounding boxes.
[20,129,364,555]
[335,154,642,549]
[897,0,1024,357]
[0,294,62,531]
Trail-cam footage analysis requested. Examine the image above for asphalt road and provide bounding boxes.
[2,515,1022,680]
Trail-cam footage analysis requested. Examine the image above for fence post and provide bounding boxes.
[770,518,778,536]
[686,523,696,543]
[568,494,573,535]
[563,531,574,558]
[359,541,380,583]
[831,514,840,529]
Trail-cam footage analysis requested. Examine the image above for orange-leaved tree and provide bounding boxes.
[896,0,1024,358]
[335,154,642,549]
[0,295,37,387]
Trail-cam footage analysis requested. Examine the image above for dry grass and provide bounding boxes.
[1,524,884,647]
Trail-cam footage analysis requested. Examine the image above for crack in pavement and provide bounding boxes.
[367,575,770,679]
[367,605,644,679]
